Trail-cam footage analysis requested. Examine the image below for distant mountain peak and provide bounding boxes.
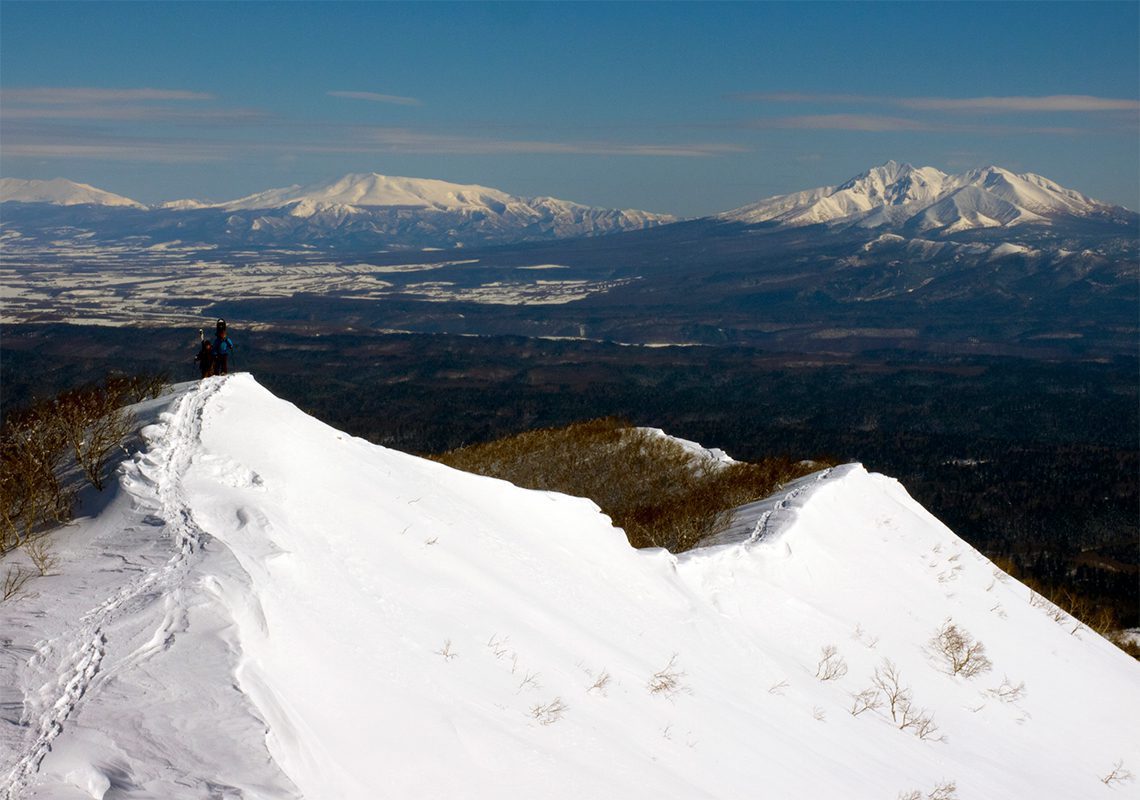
[213,172,518,212]
[0,177,145,209]
[721,163,1129,233]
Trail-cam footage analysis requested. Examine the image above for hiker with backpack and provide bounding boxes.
[194,336,214,379]
[211,319,235,375]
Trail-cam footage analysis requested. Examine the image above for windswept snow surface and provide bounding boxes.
[2,375,1137,799]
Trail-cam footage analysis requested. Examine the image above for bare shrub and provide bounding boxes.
[998,557,1124,646]
[1101,760,1133,786]
[930,619,992,677]
[988,677,1026,703]
[0,400,72,550]
[517,671,541,692]
[768,679,789,695]
[434,418,830,553]
[815,644,848,681]
[588,670,611,695]
[105,371,169,404]
[486,633,512,659]
[897,786,958,800]
[871,659,908,722]
[55,382,137,491]
[434,639,458,661]
[23,536,59,576]
[896,695,943,741]
[2,565,33,602]
[648,654,688,697]
[849,687,882,717]
[530,697,567,725]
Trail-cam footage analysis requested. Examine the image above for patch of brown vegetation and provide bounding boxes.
[434,418,828,553]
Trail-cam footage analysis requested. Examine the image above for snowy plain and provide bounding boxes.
[1,375,1137,799]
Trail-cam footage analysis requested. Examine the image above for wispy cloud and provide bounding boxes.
[899,95,1140,112]
[1,136,231,163]
[328,90,422,106]
[740,114,1084,136]
[0,121,745,163]
[732,91,1140,114]
[2,87,214,104]
[1,106,268,123]
[0,86,263,124]
[746,114,936,132]
[353,128,744,157]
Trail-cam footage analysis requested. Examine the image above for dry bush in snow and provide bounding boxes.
[2,565,34,602]
[848,687,882,717]
[23,536,59,577]
[1101,760,1133,786]
[588,669,611,695]
[815,644,848,681]
[899,780,957,800]
[0,400,72,551]
[929,619,992,677]
[54,381,138,491]
[871,659,908,722]
[648,654,689,697]
[988,677,1026,703]
[530,697,567,725]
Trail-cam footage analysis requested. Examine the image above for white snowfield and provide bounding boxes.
[2,375,1137,799]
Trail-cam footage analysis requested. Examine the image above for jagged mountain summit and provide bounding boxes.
[1,374,1137,797]
[0,177,145,209]
[720,161,1133,234]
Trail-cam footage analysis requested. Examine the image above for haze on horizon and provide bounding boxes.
[1,1,1137,217]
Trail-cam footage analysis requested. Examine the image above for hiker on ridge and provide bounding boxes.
[212,319,235,375]
[194,336,214,379]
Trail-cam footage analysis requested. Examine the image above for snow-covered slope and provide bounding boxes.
[2,375,1137,798]
[0,178,144,209]
[721,161,1130,233]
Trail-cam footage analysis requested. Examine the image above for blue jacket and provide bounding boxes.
[213,335,234,356]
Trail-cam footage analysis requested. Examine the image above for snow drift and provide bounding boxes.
[2,375,1137,799]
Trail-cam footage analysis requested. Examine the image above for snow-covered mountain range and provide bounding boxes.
[3,164,1133,248]
[720,161,1133,233]
[2,374,1137,797]
[0,174,673,247]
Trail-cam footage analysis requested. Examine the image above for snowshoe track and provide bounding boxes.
[2,378,225,798]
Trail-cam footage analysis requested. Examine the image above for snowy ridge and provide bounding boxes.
[721,161,1130,233]
[2,375,1137,798]
[0,178,144,209]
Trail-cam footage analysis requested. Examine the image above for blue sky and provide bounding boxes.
[2,1,1137,215]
